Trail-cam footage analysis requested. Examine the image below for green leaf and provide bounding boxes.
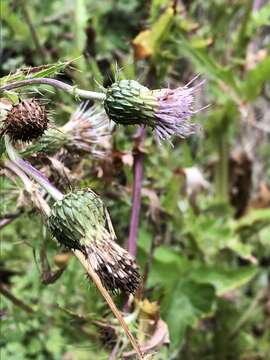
[31,60,72,79]
[247,3,270,35]
[162,279,215,350]
[242,56,270,100]
[183,209,254,261]
[190,266,258,296]
[161,176,183,215]
[45,328,64,355]
[150,0,172,22]
[138,226,190,287]
[235,208,270,234]
[177,35,240,93]
[0,60,71,87]
[1,2,30,41]
[0,91,18,106]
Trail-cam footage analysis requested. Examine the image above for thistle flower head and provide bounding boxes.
[63,103,112,157]
[104,79,205,142]
[2,99,48,142]
[23,103,111,158]
[48,189,140,294]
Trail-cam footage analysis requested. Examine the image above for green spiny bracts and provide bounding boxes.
[48,188,140,294]
[104,80,158,127]
[22,128,69,157]
[104,79,206,142]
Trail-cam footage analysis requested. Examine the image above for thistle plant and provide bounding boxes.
[0,72,206,359]
[104,79,205,141]
[0,74,205,292]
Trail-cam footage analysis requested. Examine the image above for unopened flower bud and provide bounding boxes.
[104,79,205,142]
[48,189,140,294]
[3,99,48,142]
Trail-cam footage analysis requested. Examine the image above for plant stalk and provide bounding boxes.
[5,135,64,201]
[127,126,145,257]
[0,78,106,101]
[74,250,144,360]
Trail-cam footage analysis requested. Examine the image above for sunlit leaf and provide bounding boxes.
[162,280,215,350]
[132,7,174,60]
[190,266,258,296]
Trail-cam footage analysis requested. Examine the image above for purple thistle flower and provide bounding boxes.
[153,81,205,142]
[104,78,207,143]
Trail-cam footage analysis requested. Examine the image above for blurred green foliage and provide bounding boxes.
[1,0,270,359]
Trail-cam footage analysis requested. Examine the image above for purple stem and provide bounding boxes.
[4,135,63,201]
[252,0,264,12]
[17,158,64,201]
[0,78,105,101]
[127,126,146,257]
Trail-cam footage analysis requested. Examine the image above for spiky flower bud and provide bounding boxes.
[104,79,204,142]
[47,189,140,294]
[3,99,48,142]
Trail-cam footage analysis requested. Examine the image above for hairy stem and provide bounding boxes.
[0,78,106,101]
[128,127,146,257]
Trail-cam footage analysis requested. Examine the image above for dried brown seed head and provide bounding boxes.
[3,99,49,142]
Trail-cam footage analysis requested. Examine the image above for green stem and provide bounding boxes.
[229,288,266,337]
[0,78,106,101]
[214,300,229,360]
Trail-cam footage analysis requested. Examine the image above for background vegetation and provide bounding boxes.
[1,0,270,359]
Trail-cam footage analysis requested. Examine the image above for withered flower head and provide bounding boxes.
[63,102,112,157]
[3,99,48,142]
[104,79,205,142]
[23,103,112,158]
[47,189,140,294]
